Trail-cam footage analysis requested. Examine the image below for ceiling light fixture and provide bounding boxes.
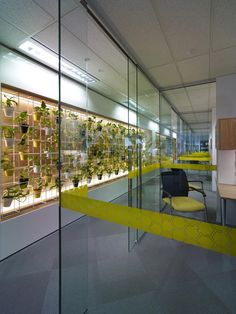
[123,100,145,112]
[19,40,98,84]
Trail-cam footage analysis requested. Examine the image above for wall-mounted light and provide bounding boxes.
[19,40,98,84]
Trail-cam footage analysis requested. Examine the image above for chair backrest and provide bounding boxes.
[161,171,189,198]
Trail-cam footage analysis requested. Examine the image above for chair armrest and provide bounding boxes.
[188,180,204,190]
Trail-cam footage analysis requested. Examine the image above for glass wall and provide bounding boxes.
[0,1,222,313]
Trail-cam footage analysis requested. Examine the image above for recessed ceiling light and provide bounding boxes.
[19,40,98,85]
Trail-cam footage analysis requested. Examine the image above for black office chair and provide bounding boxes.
[161,171,208,221]
[171,168,206,197]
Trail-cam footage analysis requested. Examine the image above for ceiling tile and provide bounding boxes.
[34,22,58,52]
[33,0,78,19]
[151,0,210,61]
[62,7,88,45]
[182,113,197,123]
[211,46,236,77]
[195,112,210,122]
[149,63,182,87]
[0,0,54,35]
[212,0,236,51]
[186,85,209,108]
[177,54,209,83]
[87,0,173,68]
[0,18,28,49]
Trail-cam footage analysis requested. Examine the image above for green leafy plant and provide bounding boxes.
[3,185,28,207]
[2,95,17,117]
[15,111,29,133]
[1,126,15,138]
[33,100,49,121]
[72,173,82,187]
[3,95,17,107]
[1,155,14,176]
[19,169,29,188]
[1,126,16,148]
[69,112,78,120]
[33,177,43,198]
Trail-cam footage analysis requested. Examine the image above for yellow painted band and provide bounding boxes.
[128,162,217,179]
[161,162,217,171]
[128,163,160,179]
[61,192,236,257]
[179,157,211,162]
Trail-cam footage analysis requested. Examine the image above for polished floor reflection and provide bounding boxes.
[1,212,236,314]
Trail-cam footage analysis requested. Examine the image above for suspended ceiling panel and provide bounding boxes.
[212,0,236,51]
[150,0,211,61]
[0,0,54,35]
[211,46,236,77]
[33,0,78,19]
[0,17,29,48]
[177,55,210,83]
[149,63,182,87]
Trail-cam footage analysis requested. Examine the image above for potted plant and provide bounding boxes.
[1,155,14,176]
[72,172,82,187]
[50,176,63,190]
[15,111,29,133]
[106,165,113,177]
[97,165,104,180]
[1,126,15,148]
[79,122,87,137]
[64,165,71,179]
[43,117,52,136]
[18,141,29,161]
[2,186,15,207]
[29,127,40,148]
[2,95,17,117]
[3,185,29,207]
[33,177,43,198]
[32,156,40,174]
[19,169,29,188]
[18,135,28,161]
[44,145,53,158]
[86,164,94,183]
[44,165,52,184]
[114,165,120,175]
[121,162,127,173]
[52,108,63,124]
[96,119,103,132]
[33,100,49,122]
[87,116,96,132]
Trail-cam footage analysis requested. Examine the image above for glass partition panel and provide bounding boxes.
[0,0,60,311]
[59,2,89,312]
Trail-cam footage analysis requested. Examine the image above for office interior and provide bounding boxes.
[0,0,236,313]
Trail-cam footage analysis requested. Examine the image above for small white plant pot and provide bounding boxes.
[3,107,14,117]
[45,151,52,158]
[3,197,13,207]
[33,165,40,174]
[64,172,70,179]
[45,127,52,136]
[4,138,14,148]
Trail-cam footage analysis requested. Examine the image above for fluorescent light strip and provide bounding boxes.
[19,40,97,84]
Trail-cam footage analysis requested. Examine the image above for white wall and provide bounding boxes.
[216,74,236,224]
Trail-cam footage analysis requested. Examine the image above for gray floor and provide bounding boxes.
[1,173,236,314]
